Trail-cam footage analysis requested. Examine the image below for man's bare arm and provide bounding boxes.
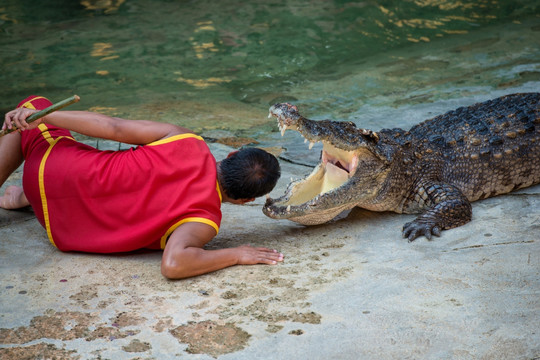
[4,107,192,145]
[161,222,284,279]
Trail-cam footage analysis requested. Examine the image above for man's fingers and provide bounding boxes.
[4,110,20,130]
[4,108,35,131]
[15,109,30,129]
[253,246,280,253]
[4,111,13,130]
[236,245,284,265]
[259,250,284,264]
[257,248,284,260]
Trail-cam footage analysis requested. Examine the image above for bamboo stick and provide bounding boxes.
[0,95,80,137]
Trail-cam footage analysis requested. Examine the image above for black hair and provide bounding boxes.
[219,148,281,200]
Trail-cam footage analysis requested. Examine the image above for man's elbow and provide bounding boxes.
[161,257,188,280]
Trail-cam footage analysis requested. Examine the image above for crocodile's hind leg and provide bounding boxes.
[402,182,472,241]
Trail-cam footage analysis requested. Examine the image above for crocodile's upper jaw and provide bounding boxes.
[263,104,380,225]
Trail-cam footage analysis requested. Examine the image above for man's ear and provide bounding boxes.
[234,198,255,205]
[227,151,239,158]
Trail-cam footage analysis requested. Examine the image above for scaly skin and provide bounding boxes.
[263,93,540,241]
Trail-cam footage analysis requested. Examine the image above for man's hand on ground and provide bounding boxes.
[234,245,284,265]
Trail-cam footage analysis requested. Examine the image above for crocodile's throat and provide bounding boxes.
[283,142,359,206]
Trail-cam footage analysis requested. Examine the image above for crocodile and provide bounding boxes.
[263,93,540,241]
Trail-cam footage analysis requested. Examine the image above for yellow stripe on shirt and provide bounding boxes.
[216,181,222,202]
[147,133,204,147]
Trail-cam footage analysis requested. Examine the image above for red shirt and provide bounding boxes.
[19,96,222,253]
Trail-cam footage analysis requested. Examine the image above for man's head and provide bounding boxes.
[218,148,280,202]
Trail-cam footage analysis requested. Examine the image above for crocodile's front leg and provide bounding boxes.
[402,182,472,241]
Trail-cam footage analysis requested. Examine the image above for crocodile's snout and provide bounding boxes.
[268,103,300,119]
[269,103,303,135]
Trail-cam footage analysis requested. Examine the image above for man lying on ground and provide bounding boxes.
[0,95,283,279]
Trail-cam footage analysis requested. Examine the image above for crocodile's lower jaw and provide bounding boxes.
[275,203,354,226]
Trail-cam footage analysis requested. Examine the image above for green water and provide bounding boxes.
[1,0,539,138]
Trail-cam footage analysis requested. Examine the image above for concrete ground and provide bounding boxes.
[0,138,539,359]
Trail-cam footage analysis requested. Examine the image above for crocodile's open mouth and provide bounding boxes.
[263,104,364,224]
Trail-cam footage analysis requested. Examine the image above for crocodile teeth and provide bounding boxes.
[268,112,272,118]
[309,142,315,150]
[304,138,308,143]
[280,124,287,137]
[286,205,291,212]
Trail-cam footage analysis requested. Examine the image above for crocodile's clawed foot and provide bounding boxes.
[402,221,442,242]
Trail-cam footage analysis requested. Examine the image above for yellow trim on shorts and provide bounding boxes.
[20,99,55,245]
[160,217,219,249]
[147,133,204,147]
[37,124,75,248]
[39,137,61,248]
[19,97,46,110]
[38,123,55,145]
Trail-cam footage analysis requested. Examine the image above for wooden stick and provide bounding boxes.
[0,95,80,137]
